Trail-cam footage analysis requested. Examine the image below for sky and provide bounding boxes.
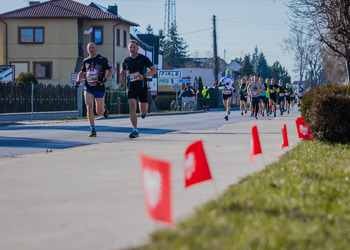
[2,0,296,81]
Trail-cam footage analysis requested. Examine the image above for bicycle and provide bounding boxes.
[170,99,181,111]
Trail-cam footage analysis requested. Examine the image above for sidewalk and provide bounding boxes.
[0,110,301,250]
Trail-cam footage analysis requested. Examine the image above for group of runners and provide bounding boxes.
[219,71,305,120]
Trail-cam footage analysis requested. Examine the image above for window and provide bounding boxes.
[123,30,127,48]
[116,28,120,46]
[18,27,44,44]
[10,62,29,78]
[34,62,52,79]
[93,26,103,44]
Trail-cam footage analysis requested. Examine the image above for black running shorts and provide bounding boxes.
[128,85,147,103]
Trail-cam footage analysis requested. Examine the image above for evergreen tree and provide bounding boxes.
[158,29,165,48]
[270,61,291,83]
[162,23,189,68]
[251,46,259,69]
[239,54,254,77]
[255,52,272,78]
[146,25,154,34]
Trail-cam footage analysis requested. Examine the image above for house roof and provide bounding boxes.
[0,0,138,26]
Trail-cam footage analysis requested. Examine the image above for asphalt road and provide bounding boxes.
[0,109,252,158]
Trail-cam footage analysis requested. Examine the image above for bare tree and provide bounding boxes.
[282,23,312,83]
[286,0,350,84]
[321,46,347,83]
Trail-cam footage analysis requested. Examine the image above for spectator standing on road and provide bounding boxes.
[247,74,264,119]
[120,40,157,138]
[202,86,210,111]
[75,42,114,137]
[219,69,235,121]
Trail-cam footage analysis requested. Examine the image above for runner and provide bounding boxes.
[75,42,114,137]
[285,83,294,114]
[265,78,271,116]
[218,69,235,121]
[120,40,157,138]
[267,78,279,117]
[247,74,264,119]
[239,78,248,115]
[297,83,305,109]
[277,79,286,116]
[258,76,267,117]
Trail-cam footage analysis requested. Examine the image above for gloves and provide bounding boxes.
[74,81,80,89]
[97,77,107,86]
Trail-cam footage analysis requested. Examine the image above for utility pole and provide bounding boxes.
[213,15,219,89]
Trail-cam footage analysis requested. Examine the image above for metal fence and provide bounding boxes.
[0,82,77,113]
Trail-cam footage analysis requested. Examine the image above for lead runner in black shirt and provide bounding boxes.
[76,42,114,137]
[120,40,157,138]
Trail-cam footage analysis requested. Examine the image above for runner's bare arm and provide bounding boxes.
[120,69,126,84]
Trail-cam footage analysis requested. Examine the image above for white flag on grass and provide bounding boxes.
[84,27,93,35]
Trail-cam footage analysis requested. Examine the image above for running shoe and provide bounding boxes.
[274,112,276,117]
[129,130,139,138]
[89,130,97,137]
[245,110,247,114]
[254,116,258,120]
[141,113,147,119]
[262,112,264,117]
[103,106,109,118]
[250,113,254,117]
[241,112,243,115]
[225,115,228,121]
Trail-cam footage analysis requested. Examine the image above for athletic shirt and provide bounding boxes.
[268,83,279,97]
[260,82,267,97]
[278,85,286,97]
[286,87,294,96]
[122,54,154,88]
[248,81,263,97]
[239,83,247,96]
[219,76,234,95]
[297,87,304,97]
[81,54,112,92]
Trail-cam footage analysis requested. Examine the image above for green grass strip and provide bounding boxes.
[134,141,350,250]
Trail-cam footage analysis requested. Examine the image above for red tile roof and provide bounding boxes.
[0,0,138,26]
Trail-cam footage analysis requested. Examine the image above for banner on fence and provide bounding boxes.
[0,65,14,84]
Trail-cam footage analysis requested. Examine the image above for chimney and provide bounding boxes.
[29,1,40,6]
[107,5,118,16]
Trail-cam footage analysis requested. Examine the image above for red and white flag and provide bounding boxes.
[250,125,262,163]
[281,124,289,149]
[140,154,172,225]
[184,140,212,188]
[295,117,314,141]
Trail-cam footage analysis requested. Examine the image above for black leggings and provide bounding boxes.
[252,96,260,116]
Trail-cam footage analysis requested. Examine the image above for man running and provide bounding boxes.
[296,83,304,109]
[267,78,279,117]
[285,83,294,114]
[120,40,157,138]
[239,78,248,115]
[258,76,267,117]
[277,79,286,116]
[265,78,271,116]
[219,69,235,121]
[247,74,264,119]
[75,42,114,137]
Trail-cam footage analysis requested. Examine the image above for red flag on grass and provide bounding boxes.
[184,140,212,188]
[140,154,172,225]
[295,117,313,141]
[250,125,262,163]
[281,124,289,149]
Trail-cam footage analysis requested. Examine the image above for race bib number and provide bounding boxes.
[129,72,139,82]
[279,93,285,97]
[86,73,98,86]
[223,89,232,95]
